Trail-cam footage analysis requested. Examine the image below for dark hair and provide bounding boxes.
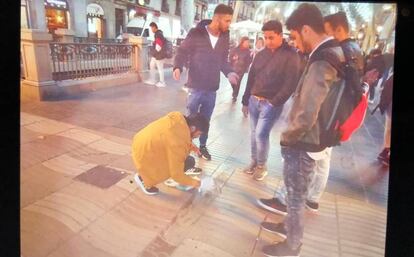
[185,113,209,133]
[365,55,386,76]
[324,11,349,32]
[214,4,233,15]
[238,36,250,47]
[261,20,283,34]
[286,3,325,34]
[149,22,158,29]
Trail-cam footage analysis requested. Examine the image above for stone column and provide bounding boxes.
[128,36,150,74]
[71,0,88,37]
[21,29,58,101]
[181,0,195,33]
[28,0,48,31]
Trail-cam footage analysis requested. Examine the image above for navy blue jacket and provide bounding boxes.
[173,20,234,91]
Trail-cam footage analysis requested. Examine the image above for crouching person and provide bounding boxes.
[131,112,208,195]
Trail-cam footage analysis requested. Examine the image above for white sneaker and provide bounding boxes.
[143,80,156,86]
[155,81,167,88]
[164,178,179,187]
[181,86,189,93]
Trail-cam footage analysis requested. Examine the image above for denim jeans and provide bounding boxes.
[281,146,316,249]
[248,96,282,166]
[275,147,332,204]
[186,88,217,146]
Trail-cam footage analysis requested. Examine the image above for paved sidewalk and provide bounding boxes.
[20,74,389,257]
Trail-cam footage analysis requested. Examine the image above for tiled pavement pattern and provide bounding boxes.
[21,73,389,257]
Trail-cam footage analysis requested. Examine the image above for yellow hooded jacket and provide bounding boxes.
[131,112,199,188]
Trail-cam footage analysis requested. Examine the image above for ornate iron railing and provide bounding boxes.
[49,43,135,81]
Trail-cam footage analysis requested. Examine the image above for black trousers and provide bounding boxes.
[232,72,245,98]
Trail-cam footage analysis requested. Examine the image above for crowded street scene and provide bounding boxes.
[20,1,396,257]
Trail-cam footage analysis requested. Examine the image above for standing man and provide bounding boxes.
[146,22,167,88]
[173,4,239,161]
[261,4,347,256]
[257,11,367,215]
[241,20,303,181]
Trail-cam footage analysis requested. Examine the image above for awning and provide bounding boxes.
[87,3,105,17]
[44,0,68,10]
[127,17,146,28]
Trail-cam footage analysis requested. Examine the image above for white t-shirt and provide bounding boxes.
[206,26,219,49]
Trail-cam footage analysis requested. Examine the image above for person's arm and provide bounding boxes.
[269,52,302,107]
[166,143,200,187]
[220,38,235,76]
[173,29,196,73]
[241,55,257,106]
[281,61,338,146]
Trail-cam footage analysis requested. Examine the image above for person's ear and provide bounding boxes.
[190,126,196,132]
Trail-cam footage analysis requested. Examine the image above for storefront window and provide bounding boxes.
[45,8,68,29]
[21,0,30,29]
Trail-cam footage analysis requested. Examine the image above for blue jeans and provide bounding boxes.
[186,88,217,146]
[275,147,332,204]
[249,96,282,166]
[281,146,316,249]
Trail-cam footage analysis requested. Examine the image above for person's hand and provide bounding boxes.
[173,68,181,81]
[191,143,201,156]
[363,69,380,87]
[242,105,249,117]
[227,72,239,85]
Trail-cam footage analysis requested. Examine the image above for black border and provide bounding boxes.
[3,1,414,257]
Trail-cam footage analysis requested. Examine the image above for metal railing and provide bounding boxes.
[49,42,135,81]
[73,37,125,44]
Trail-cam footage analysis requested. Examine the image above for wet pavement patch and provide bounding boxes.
[74,165,128,189]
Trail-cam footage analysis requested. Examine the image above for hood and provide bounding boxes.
[197,19,212,28]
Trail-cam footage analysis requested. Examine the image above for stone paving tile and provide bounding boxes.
[87,138,130,156]
[20,164,73,208]
[24,118,75,135]
[42,154,98,177]
[67,145,124,167]
[57,128,103,145]
[21,209,76,257]
[20,112,46,126]
[21,126,44,144]
[79,211,158,257]
[47,234,118,257]
[20,135,84,170]
[170,239,236,257]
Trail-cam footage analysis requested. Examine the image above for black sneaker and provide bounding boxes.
[261,222,287,239]
[134,174,159,195]
[185,167,202,176]
[257,198,287,216]
[199,146,212,161]
[232,97,237,102]
[262,240,301,257]
[305,200,319,213]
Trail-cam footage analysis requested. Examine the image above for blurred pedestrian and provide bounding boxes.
[146,22,168,88]
[251,37,265,59]
[229,36,253,102]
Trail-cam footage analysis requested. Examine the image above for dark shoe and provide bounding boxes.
[261,222,287,239]
[257,198,287,216]
[199,146,212,161]
[185,167,202,176]
[134,174,159,195]
[232,97,237,102]
[262,240,301,257]
[242,162,257,175]
[305,200,319,213]
[253,165,268,181]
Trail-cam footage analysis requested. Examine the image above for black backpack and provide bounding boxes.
[311,45,368,147]
[162,38,173,59]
